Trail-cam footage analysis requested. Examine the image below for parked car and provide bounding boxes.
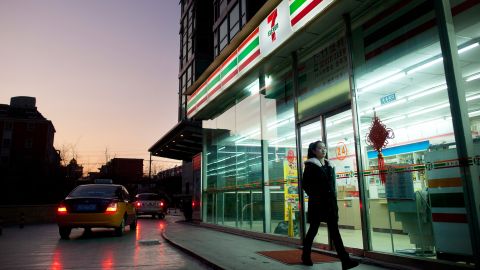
[134,193,166,219]
[56,184,137,239]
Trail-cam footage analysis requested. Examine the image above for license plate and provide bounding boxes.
[76,204,96,211]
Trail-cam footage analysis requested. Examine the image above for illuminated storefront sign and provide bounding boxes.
[187,0,336,118]
[259,1,293,57]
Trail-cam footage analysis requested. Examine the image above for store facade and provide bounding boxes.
[187,0,480,267]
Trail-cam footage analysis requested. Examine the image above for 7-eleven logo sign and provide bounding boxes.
[267,9,278,42]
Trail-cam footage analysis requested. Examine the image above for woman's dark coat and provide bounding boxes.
[302,158,338,223]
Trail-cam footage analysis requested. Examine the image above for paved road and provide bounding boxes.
[0,216,212,270]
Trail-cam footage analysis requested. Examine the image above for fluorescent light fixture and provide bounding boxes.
[406,57,443,75]
[267,117,293,130]
[234,129,260,143]
[466,94,480,102]
[265,75,273,87]
[375,98,406,112]
[407,103,450,117]
[218,146,225,151]
[383,115,406,124]
[466,72,480,82]
[246,79,260,95]
[359,71,406,93]
[458,42,479,54]
[406,42,479,75]
[332,116,352,125]
[408,84,447,100]
[469,110,480,117]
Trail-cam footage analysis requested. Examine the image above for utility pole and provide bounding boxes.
[149,152,152,179]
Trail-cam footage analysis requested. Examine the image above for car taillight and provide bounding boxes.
[160,201,164,207]
[57,205,68,215]
[136,202,141,207]
[192,201,195,208]
[105,202,118,213]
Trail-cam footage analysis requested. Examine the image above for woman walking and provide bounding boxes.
[301,140,358,269]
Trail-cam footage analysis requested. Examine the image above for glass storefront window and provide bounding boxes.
[262,58,297,237]
[203,78,263,232]
[351,0,476,262]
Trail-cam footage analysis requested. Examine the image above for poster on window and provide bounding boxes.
[283,149,298,220]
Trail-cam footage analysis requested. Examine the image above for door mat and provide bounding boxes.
[257,249,339,265]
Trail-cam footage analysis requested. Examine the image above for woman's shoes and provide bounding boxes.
[301,253,313,266]
[341,259,359,270]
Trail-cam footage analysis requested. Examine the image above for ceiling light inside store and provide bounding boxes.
[466,72,480,82]
[469,110,480,117]
[246,79,260,95]
[375,98,406,112]
[407,103,450,117]
[406,57,443,75]
[267,117,293,130]
[331,116,352,125]
[408,84,447,100]
[265,75,272,87]
[458,42,479,53]
[466,94,480,102]
[383,115,406,124]
[358,41,479,95]
[359,71,406,93]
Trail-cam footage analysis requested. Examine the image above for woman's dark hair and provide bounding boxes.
[307,140,323,159]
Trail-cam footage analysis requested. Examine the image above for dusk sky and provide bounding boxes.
[0,1,181,173]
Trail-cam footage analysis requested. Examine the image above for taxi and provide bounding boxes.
[56,184,137,239]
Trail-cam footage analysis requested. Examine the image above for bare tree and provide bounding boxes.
[58,143,79,167]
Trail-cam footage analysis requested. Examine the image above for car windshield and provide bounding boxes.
[137,194,161,201]
[69,185,118,198]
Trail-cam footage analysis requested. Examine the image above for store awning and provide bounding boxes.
[149,120,202,161]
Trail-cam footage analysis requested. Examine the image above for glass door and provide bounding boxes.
[299,108,363,250]
[325,109,363,249]
[300,119,328,245]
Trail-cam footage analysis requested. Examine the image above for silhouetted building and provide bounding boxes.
[99,158,143,184]
[0,96,61,204]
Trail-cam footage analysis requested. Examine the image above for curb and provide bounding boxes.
[161,231,225,270]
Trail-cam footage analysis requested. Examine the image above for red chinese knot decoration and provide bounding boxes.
[366,112,394,184]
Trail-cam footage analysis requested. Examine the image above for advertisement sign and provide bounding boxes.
[283,149,298,220]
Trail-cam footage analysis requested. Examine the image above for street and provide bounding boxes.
[0,215,212,270]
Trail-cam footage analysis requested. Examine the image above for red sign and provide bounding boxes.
[287,149,295,163]
[193,153,201,171]
[336,142,348,160]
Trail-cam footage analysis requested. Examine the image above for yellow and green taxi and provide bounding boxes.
[56,184,136,239]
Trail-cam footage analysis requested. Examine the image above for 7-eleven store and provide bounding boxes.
[162,0,480,268]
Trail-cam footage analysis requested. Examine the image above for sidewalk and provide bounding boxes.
[162,216,404,270]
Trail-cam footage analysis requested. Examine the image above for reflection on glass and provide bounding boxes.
[203,79,263,232]
[263,57,299,238]
[326,110,363,249]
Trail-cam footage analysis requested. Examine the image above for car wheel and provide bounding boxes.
[115,216,126,237]
[159,213,165,219]
[130,217,137,231]
[59,227,71,239]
